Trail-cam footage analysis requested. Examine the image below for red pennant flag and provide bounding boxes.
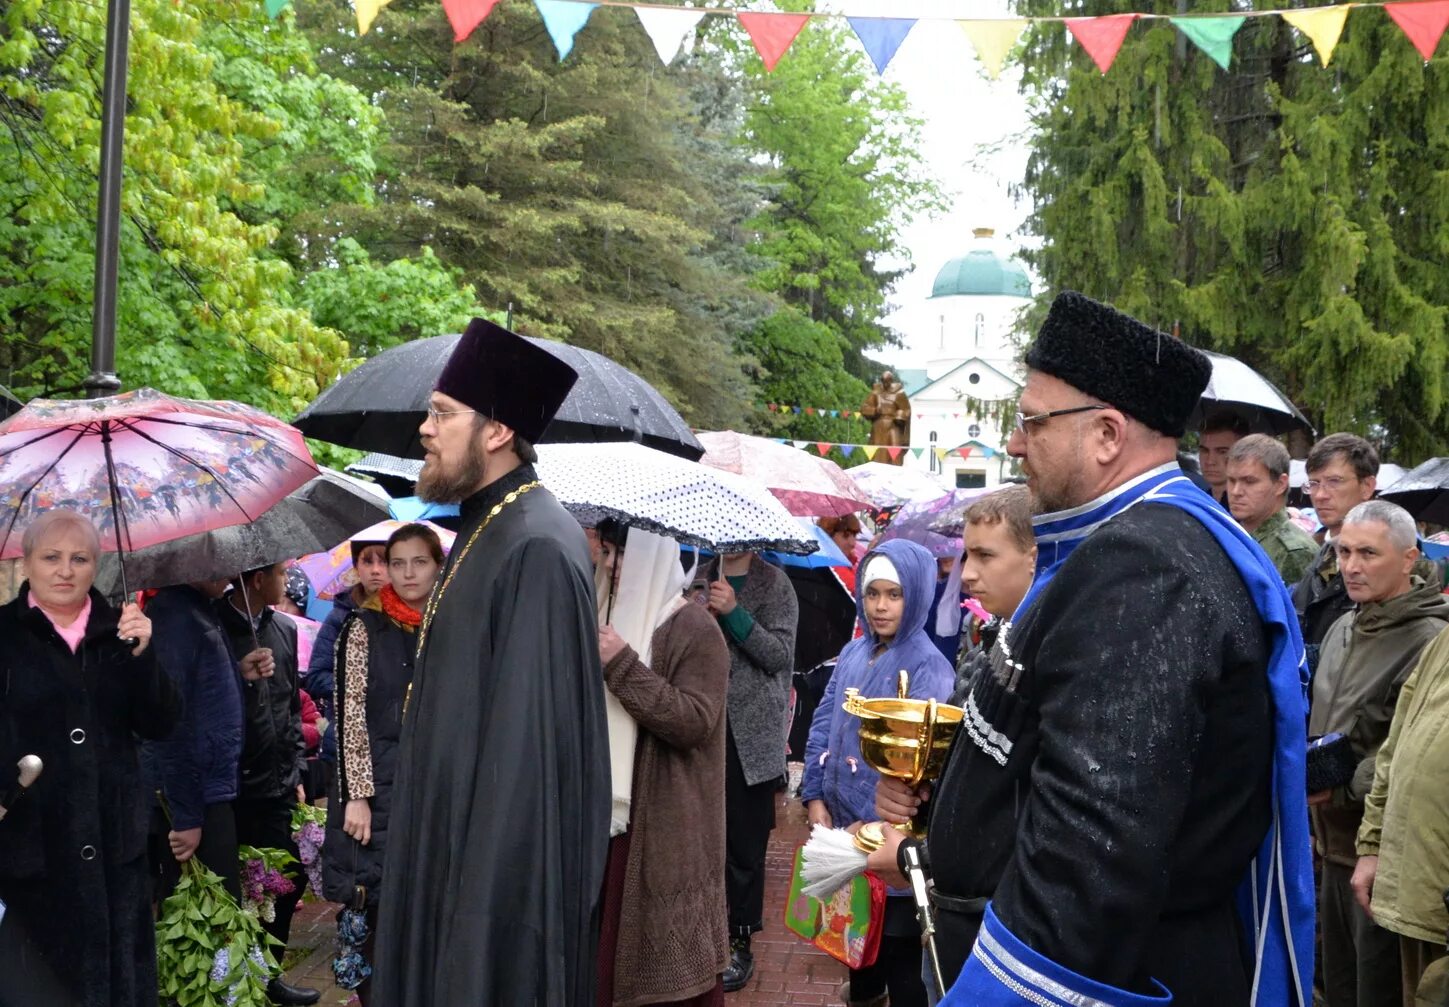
[1065,13,1138,74]
[804,406,816,415]
[767,403,778,412]
[959,446,972,460]
[815,442,831,456]
[886,446,903,462]
[1386,0,1449,60]
[441,0,499,41]
[737,11,811,72]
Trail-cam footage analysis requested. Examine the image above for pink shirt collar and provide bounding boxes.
[29,593,92,654]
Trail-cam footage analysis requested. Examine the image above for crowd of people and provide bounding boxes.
[0,302,1447,1007]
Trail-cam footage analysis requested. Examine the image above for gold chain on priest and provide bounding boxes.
[412,480,541,663]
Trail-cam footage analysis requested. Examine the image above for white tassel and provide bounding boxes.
[800,823,870,900]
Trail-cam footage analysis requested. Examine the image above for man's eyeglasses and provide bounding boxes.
[1014,404,1108,433]
[425,405,477,424]
[1305,476,1354,492]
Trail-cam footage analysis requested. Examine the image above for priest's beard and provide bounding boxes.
[417,436,489,504]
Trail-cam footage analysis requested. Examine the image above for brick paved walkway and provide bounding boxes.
[284,788,844,1005]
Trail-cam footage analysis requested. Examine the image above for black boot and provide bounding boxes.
[266,978,321,1005]
[723,934,755,993]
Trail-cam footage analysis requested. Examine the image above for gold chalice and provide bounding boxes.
[844,669,963,853]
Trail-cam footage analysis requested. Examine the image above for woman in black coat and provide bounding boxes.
[0,510,180,1007]
[321,524,441,1005]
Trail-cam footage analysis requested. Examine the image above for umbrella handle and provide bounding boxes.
[100,422,136,643]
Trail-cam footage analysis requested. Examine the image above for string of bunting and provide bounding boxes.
[771,437,1000,462]
[269,0,1449,78]
[766,402,992,421]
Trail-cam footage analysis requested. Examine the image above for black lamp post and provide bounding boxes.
[83,0,131,400]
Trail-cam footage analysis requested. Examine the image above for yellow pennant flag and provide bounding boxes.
[1281,5,1351,66]
[357,0,393,35]
[934,448,948,462]
[861,445,879,461]
[958,19,1027,79]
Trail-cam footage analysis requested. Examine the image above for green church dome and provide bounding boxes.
[929,229,1032,299]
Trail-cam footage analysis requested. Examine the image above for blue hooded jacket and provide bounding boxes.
[801,538,955,832]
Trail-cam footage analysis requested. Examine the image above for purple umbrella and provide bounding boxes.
[874,488,991,559]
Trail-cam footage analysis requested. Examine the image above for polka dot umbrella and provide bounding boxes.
[534,442,817,555]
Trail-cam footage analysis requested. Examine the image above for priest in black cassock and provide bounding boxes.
[871,293,1315,1007]
[371,319,610,1006]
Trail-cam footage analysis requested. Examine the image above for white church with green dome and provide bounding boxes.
[889,228,1032,489]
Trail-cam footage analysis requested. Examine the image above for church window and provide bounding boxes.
[968,423,981,439]
[968,372,981,385]
[974,313,985,346]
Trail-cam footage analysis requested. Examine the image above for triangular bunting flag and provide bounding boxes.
[847,17,917,75]
[915,413,924,420]
[842,444,858,459]
[356,0,392,35]
[772,438,788,444]
[886,446,903,462]
[804,407,816,415]
[737,11,811,72]
[830,410,840,418]
[957,18,1026,79]
[862,445,879,461]
[634,6,707,64]
[1386,0,1449,60]
[1170,15,1246,70]
[536,0,597,60]
[441,0,499,41]
[792,406,802,414]
[1065,13,1139,74]
[264,0,289,17]
[767,403,778,412]
[792,440,810,450]
[1281,5,1350,66]
[934,448,947,462]
[911,447,925,459]
[958,447,972,460]
[815,442,832,455]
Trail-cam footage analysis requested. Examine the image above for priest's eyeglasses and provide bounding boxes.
[1014,404,1108,432]
[425,406,478,423]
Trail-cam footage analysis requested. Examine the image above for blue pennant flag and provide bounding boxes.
[847,16,917,74]
[535,0,597,60]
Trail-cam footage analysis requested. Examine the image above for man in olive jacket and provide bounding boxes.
[1309,501,1449,1007]
[706,552,797,992]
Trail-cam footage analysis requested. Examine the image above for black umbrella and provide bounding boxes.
[1186,350,1315,436]
[1379,458,1449,526]
[94,468,390,596]
[294,334,703,461]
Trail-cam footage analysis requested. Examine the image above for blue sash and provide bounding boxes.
[941,471,1314,1007]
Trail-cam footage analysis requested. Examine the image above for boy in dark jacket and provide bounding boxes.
[216,562,319,1007]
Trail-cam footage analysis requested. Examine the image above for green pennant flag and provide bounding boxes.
[911,447,925,459]
[264,0,289,18]
[1170,15,1246,70]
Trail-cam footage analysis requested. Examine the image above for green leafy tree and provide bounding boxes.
[1013,0,1449,458]
[0,0,479,420]
[735,13,944,378]
[298,0,765,430]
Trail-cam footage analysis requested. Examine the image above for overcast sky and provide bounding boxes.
[817,0,1038,343]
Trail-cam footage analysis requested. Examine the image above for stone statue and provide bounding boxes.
[861,370,911,464]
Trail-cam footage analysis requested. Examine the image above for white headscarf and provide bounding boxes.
[598,527,690,836]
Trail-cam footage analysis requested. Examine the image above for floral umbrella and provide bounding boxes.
[696,430,872,517]
[0,389,316,594]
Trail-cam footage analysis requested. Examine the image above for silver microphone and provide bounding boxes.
[0,755,44,823]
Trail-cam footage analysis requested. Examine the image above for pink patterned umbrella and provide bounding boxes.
[696,430,872,518]
[296,519,456,599]
[0,389,317,593]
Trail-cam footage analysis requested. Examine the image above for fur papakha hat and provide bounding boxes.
[1024,291,1211,438]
